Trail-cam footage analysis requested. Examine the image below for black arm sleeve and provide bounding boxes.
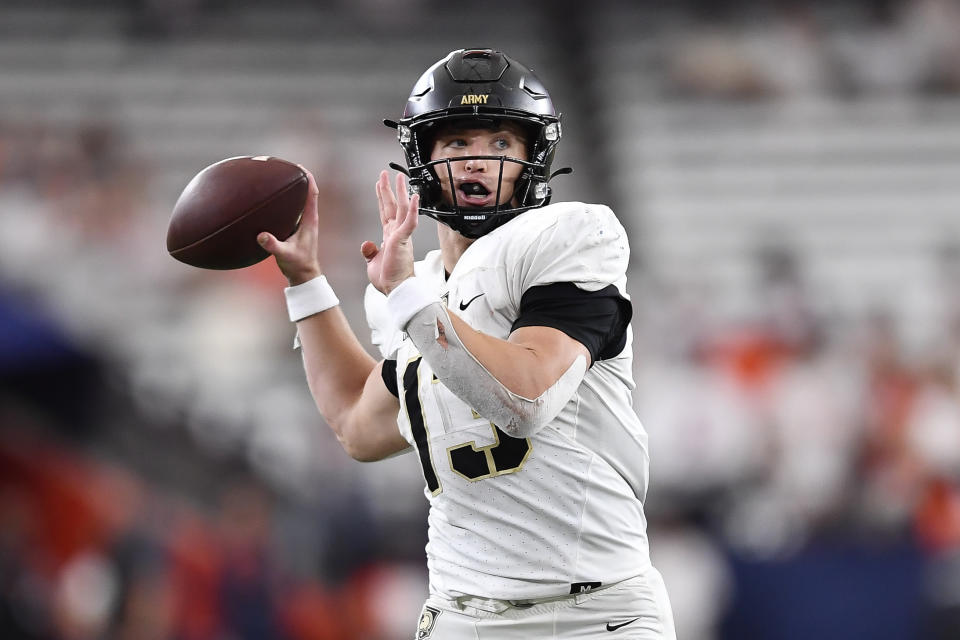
[381,358,399,398]
[510,282,633,364]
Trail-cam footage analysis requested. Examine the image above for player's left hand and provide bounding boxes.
[363,171,419,295]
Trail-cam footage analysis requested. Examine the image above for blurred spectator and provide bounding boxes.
[639,348,767,511]
[0,488,54,640]
[744,2,838,99]
[52,551,119,640]
[855,310,924,536]
[906,363,960,551]
[650,523,732,640]
[762,327,862,541]
[830,0,933,95]
[127,0,205,39]
[901,0,960,94]
[666,27,777,100]
[215,480,286,640]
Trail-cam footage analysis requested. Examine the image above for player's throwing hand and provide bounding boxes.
[258,168,322,286]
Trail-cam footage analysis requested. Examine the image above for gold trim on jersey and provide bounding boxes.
[446,424,533,482]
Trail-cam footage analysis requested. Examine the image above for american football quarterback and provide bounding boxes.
[259,48,676,639]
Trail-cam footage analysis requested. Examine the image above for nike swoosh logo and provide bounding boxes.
[606,617,640,632]
[458,293,484,311]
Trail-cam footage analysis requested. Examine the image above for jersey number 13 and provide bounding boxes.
[401,357,532,495]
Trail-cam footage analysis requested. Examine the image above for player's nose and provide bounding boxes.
[464,156,487,172]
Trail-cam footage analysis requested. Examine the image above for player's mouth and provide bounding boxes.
[456,180,494,207]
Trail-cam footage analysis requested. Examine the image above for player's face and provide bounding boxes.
[429,123,528,209]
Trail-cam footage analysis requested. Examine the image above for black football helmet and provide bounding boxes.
[385,48,570,238]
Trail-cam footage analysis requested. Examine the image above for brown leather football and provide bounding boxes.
[167,156,308,270]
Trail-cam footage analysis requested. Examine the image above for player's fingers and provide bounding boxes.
[286,204,317,248]
[395,172,409,211]
[300,166,319,199]
[299,169,320,232]
[400,193,420,235]
[375,172,389,226]
[379,170,398,219]
[257,232,280,254]
[260,225,306,257]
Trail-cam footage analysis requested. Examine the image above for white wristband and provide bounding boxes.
[386,277,441,330]
[284,275,339,322]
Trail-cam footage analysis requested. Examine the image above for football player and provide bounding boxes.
[259,48,676,639]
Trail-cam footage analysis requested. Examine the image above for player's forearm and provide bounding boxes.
[297,312,408,461]
[402,303,585,437]
[443,312,570,398]
[385,278,580,398]
[388,279,587,437]
[295,307,377,436]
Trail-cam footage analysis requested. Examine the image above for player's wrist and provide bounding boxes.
[381,270,416,296]
[284,275,339,322]
[284,265,322,287]
[386,277,440,330]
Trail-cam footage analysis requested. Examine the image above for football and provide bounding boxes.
[166,155,308,270]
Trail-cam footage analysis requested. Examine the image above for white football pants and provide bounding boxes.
[412,568,676,640]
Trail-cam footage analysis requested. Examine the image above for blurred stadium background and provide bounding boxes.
[2,0,960,638]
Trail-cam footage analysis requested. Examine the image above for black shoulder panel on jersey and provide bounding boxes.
[510,282,632,365]
[381,359,399,398]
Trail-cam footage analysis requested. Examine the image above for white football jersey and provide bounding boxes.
[365,201,652,600]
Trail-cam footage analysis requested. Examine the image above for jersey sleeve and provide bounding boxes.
[364,282,403,359]
[380,358,399,398]
[511,282,632,363]
[500,204,633,362]
[510,203,630,295]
